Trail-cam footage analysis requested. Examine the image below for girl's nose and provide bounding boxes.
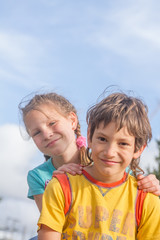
[43,130,53,139]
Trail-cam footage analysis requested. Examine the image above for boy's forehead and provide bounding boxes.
[97,121,135,137]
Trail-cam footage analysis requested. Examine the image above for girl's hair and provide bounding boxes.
[19,92,88,166]
[86,92,152,176]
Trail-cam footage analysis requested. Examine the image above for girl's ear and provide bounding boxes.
[68,112,78,130]
[133,144,146,159]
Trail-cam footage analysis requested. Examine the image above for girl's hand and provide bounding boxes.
[137,174,160,196]
[53,163,83,176]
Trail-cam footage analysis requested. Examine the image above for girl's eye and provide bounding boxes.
[49,121,55,126]
[32,131,40,137]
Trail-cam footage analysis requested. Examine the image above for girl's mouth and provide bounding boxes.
[46,138,60,148]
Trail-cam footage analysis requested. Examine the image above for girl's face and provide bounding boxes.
[24,104,78,158]
[87,121,144,183]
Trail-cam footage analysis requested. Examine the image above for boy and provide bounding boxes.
[38,92,160,239]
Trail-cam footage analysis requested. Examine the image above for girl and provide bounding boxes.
[19,92,88,212]
[19,92,160,213]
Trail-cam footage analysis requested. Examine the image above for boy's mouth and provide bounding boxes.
[101,159,120,165]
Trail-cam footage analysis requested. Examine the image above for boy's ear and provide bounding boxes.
[133,144,146,159]
[69,112,78,130]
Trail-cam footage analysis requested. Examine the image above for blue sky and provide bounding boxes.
[1,0,160,238]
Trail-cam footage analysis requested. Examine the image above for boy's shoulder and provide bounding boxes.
[127,174,137,183]
[143,189,160,203]
[52,171,90,190]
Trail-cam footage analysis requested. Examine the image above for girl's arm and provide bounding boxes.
[53,163,83,176]
[38,225,61,240]
[34,194,43,212]
[137,174,160,196]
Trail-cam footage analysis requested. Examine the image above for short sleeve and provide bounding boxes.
[137,193,160,239]
[38,177,66,233]
[27,158,56,200]
[27,170,45,199]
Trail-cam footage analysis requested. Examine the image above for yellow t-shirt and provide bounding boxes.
[38,170,160,240]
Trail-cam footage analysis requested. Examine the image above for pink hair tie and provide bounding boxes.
[76,136,86,149]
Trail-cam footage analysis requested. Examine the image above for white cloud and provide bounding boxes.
[0,124,38,199]
[0,31,46,63]
[0,124,44,238]
[0,31,50,88]
[85,1,160,62]
[0,197,39,239]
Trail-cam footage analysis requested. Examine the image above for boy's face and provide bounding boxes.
[87,121,144,183]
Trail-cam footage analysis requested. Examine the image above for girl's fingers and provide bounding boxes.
[54,163,83,176]
[58,164,83,173]
[53,170,65,175]
[137,174,160,196]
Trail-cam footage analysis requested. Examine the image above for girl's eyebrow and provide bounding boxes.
[28,125,40,133]
[31,127,39,132]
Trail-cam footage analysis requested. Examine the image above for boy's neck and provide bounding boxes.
[84,164,126,184]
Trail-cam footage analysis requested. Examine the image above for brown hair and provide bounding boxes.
[86,92,152,176]
[19,92,88,166]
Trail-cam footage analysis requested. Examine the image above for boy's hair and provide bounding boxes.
[86,92,152,176]
[19,92,88,166]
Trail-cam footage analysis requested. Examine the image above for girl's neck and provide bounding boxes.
[51,149,80,169]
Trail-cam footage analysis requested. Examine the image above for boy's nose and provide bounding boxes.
[104,144,115,157]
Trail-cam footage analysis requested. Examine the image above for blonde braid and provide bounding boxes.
[130,158,144,177]
[75,122,90,166]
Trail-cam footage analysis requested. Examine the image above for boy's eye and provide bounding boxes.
[119,142,129,146]
[98,137,106,142]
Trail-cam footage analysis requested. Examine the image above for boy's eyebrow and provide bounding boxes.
[96,130,134,141]
[95,130,107,136]
[95,131,110,138]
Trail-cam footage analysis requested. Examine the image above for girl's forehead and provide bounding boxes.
[38,102,58,111]
[36,103,65,116]
[24,103,62,121]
